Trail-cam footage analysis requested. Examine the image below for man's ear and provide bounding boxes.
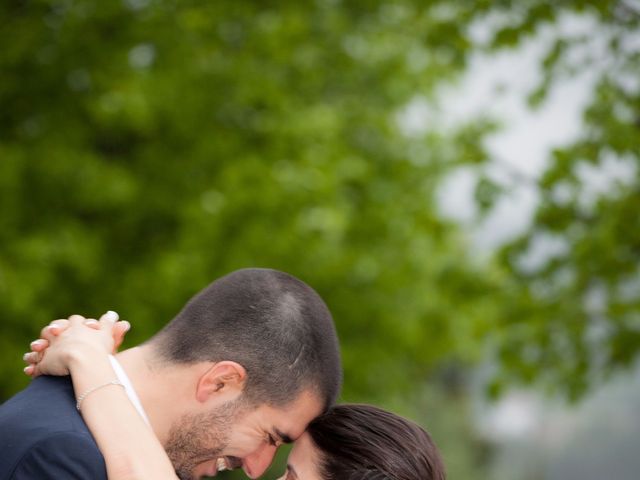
[195,361,247,404]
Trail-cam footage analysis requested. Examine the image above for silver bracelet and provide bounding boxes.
[76,380,124,411]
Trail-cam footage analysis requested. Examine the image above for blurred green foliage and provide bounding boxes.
[481,0,640,401]
[1,0,639,478]
[0,0,496,402]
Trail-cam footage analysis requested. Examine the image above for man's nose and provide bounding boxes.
[242,443,278,479]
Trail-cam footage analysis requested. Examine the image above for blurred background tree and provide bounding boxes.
[478,0,640,401]
[1,1,638,479]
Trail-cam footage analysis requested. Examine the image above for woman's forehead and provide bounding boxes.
[287,431,322,480]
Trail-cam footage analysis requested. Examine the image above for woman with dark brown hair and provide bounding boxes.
[23,315,446,480]
[302,404,445,480]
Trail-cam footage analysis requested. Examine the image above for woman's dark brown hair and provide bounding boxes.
[306,404,446,480]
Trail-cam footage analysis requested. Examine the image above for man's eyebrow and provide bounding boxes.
[275,428,293,444]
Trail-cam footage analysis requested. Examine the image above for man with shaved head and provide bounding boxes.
[0,268,342,480]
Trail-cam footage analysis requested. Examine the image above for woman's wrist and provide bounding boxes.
[66,345,121,409]
[65,344,112,375]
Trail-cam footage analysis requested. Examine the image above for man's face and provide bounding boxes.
[166,389,323,480]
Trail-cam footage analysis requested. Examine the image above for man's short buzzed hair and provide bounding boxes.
[151,268,342,409]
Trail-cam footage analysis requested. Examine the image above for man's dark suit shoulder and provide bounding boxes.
[0,376,107,480]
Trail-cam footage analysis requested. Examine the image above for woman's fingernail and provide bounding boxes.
[104,311,119,322]
[49,323,60,330]
[23,366,32,375]
[121,321,131,332]
[30,340,43,348]
[23,353,30,362]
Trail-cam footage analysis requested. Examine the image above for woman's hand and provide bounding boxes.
[23,312,131,377]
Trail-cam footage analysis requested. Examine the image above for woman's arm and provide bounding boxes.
[25,314,178,480]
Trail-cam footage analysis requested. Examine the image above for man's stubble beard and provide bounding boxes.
[164,399,242,480]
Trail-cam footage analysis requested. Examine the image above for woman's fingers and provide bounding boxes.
[40,318,71,339]
[50,318,70,334]
[84,318,100,329]
[30,338,49,352]
[99,310,119,325]
[24,311,127,376]
[98,310,130,353]
[23,351,41,364]
[112,320,131,352]
[67,314,89,326]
